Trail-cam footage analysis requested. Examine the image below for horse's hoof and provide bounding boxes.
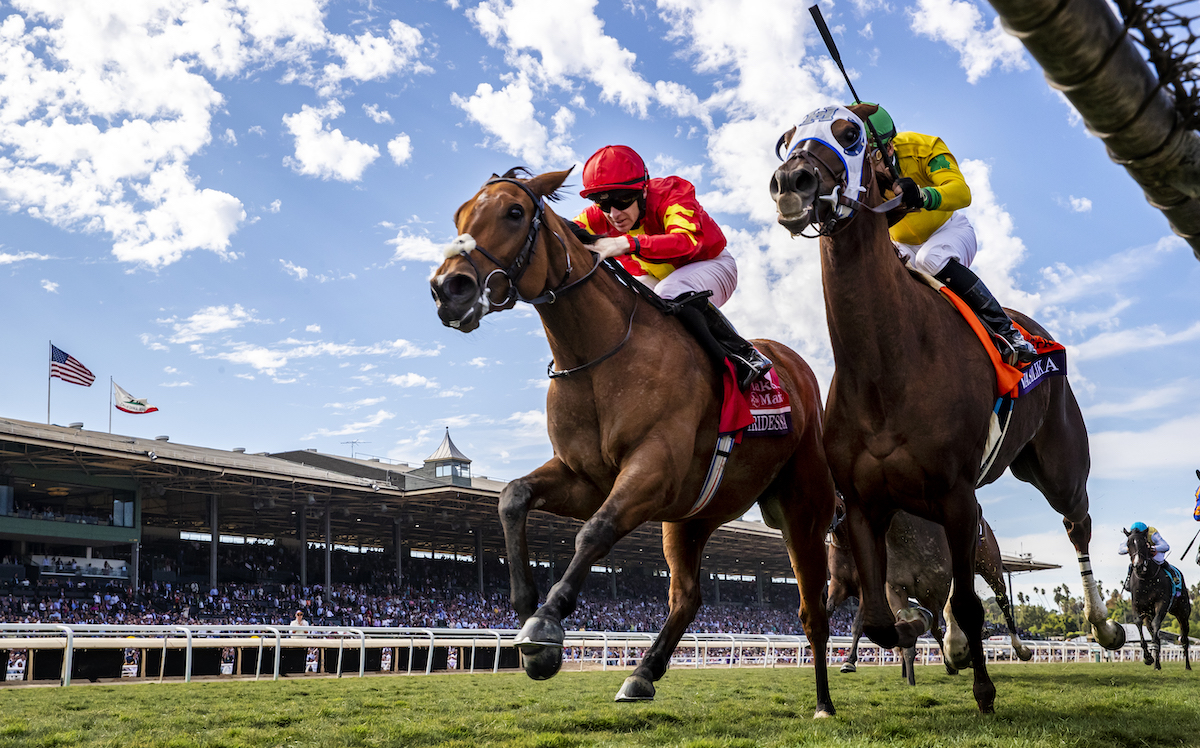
[813,708,835,719]
[839,662,857,674]
[515,616,565,681]
[894,606,932,648]
[614,675,655,702]
[977,704,996,715]
[1014,644,1033,662]
[1093,620,1126,650]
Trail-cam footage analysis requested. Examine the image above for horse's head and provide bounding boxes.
[1126,527,1155,575]
[430,168,573,333]
[769,103,893,237]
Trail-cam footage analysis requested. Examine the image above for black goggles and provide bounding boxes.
[593,193,639,212]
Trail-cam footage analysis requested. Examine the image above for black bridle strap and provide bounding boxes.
[546,295,637,379]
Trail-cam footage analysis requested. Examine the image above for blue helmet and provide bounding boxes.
[1131,521,1148,533]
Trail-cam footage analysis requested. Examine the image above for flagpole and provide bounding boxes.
[47,340,52,425]
[109,376,113,434]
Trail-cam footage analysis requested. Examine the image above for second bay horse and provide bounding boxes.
[430,168,838,716]
[827,509,1033,684]
[768,104,1124,712]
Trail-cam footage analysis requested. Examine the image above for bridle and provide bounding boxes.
[774,107,904,237]
[446,176,634,378]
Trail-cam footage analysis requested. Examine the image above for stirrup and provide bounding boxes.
[732,349,773,389]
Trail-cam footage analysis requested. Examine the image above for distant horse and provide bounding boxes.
[828,509,1032,685]
[430,168,838,716]
[768,104,1124,713]
[1125,527,1192,670]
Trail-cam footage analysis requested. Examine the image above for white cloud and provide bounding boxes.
[1082,383,1191,419]
[325,396,387,409]
[363,104,394,124]
[387,133,413,165]
[0,3,433,267]
[908,0,1028,83]
[164,367,178,374]
[387,226,445,265]
[0,251,51,264]
[160,380,192,387]
[1089,411,1200,479]
[165,304,264,344]
[451,77,575,168]
[387,372,438,388]
[303,409,396,440]
[467,357,489,367]
[280,259,309,280]
[306,324,321,333]
[1068,196,1092,213]
[40,279,58,293]
[1070,320,1200,362]
[268,200,282,213]
[282,100,381,181]
[222,128,237,145]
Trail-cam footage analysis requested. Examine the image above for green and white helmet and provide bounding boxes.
[864,103,897,147]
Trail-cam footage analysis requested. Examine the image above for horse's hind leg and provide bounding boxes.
[1180,599,1192,670]
[977,523,1032,661]
[498,457,601,622]
[1009,383,1124,650]
[842,605,863,673]
[615,518,720,702]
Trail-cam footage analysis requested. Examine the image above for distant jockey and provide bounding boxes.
[862,104,1038,366]
[573,144,771,388]
[1120,522,1170,565]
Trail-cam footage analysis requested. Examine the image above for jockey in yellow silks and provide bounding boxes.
[865,105,1038,366]
[572,144,771,388]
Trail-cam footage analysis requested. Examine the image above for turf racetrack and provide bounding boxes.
[2,662,1196,747]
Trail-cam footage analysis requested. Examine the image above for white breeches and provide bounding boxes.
[635,249,738,307]
[895,211,977,275]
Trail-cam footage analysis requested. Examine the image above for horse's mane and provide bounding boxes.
[500,166,573,204]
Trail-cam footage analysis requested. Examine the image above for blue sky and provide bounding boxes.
[2,0,1198,605]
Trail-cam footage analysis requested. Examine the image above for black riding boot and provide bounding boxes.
[935,259,1038,366]
[672,294,773,389]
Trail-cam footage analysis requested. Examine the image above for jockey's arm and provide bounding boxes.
[919,148,971,213]
[1150,531,1170,555]
[633,203,708,264]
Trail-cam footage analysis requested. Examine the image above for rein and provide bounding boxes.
[779,139,903,237]
[453,176,638,379]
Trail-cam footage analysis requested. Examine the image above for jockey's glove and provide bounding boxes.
[896,177,925,210]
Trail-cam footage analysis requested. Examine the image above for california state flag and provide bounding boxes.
[113,382,159,414]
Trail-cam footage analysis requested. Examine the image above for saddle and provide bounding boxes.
[1163,563,1185,601]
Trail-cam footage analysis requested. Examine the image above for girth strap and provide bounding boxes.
[682,434,737,519]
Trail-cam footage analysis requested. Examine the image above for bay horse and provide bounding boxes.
[429,168,838,716]
[827,509,1032,685]
[1125,527,1192,670]
[768,104,1125,713]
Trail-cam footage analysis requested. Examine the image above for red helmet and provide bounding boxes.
[580,145,648,198]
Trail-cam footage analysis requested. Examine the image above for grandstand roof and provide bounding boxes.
[425,429,471,464]
[0,415,1062,579]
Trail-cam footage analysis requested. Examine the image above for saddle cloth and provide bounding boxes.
[1164,564,1185,601]
[719,365,791,438]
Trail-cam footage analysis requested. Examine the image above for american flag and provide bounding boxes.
[50,344,95,387]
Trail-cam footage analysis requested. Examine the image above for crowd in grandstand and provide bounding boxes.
[1,541,859,637]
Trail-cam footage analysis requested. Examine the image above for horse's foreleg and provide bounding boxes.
[843,606,863,673]
[615,518,718,703]
[977,524,1032,661]
[1150,605,1170,670]
[498,458,599,623]
[517,462,669,680]
[1179,600,1192,671]
[779,480,837,718]
[944,496,995,714]
[1137,613,1153,665]
[843,499,915,648]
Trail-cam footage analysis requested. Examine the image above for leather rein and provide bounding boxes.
[451,177,636,379]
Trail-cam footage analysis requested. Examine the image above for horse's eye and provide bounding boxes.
[507,205,524,220]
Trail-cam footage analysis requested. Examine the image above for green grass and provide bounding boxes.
[1,663,1197,747]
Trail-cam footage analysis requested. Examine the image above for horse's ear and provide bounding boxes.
[1123,528,1131,536]
[848,102,877,121]
[528,167,574,201]
[775,126,797,160]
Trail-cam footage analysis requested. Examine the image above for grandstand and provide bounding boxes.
[0,414,1055,626]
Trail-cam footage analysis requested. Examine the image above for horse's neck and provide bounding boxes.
[535,259,646,373]
[820,215,922,372]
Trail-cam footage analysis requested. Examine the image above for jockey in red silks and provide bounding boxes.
[863,104,1038,366]
[572,144,771,388]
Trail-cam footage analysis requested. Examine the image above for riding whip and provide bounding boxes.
[1180,525,1200,559]
[807,4,902,184]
